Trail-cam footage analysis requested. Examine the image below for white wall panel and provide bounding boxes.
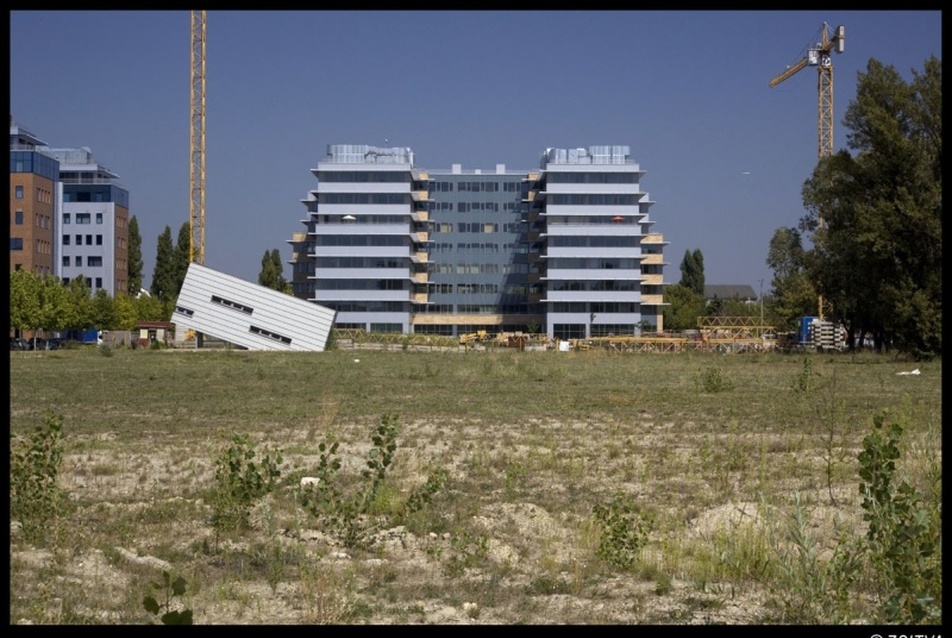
[172,263,336,351]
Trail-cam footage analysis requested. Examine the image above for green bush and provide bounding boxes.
[593,493,654,571]
[10,411,67,544]
[696,366,733,393]
[298,413,446,548]
[857,412,942,623]
[143,571,193,625]
[211,434,283,533]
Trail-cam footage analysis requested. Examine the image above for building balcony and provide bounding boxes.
[411,273,428,284]
[412,292,430,304]
[641,294,666,305]
[641,254,665,265]
[411,190,429,202]
[410,252,430,264]
[642,273,664,285]
[642,233,668,245]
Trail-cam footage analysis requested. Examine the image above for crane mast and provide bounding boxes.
[189,10,206,265]
[770,22,845,319]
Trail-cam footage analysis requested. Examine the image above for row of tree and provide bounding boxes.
[767,55,941,356]
[665,56,941,357]
[662,248,757,331]
[10,216,291,336]
[148,222,291,301]
[10,270,169,336]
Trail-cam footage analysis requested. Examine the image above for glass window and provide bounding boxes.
[96,213,103,224]
[76,256,83,267]
[15,185,23,199]
[15,210,23,225]
[63,213,70,224]
[63,235,71,245]
[96,235,103,245]
[95,277,102,288]
[86,235,92,245]
[76,234,82,245]
[11,238,23,250]
[63,256,70,267]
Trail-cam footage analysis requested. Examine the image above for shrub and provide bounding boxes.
[592,493,654,571]
[10,411,67,544]
[143,571,194,625]
[298,413,446,548]
[211,434,283,534]
[857,412,942,624]
[696,366,733,393]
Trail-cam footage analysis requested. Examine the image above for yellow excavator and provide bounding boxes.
[459,330,491,345]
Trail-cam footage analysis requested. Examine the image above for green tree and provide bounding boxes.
[113,292,140,331]
[34,275,70,344]
[150,226,176,303]
[63,276,94,332]
[679,249,705,296]
[173,221,192,298]
[800,56,941,355]
[258,248,291,293]
[765,227,818,332]
[134,292,166,323]
[92,288,119,330]
[128,215,144,295]
[662,283,705,331]
[9,269,41,337]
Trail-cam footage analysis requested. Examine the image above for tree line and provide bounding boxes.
[10,216,291,337]
[767,55,941,356]
[664,56,940,357]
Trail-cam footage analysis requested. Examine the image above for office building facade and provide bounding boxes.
[48,146,130,296]
[10,118,131,297]
[10,120,59,277]
[289,144,668,340]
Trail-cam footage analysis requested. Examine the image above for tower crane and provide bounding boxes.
[769,22,844,320]
[189,10,206,264]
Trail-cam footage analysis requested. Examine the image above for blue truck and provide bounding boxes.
[63,329,103,345]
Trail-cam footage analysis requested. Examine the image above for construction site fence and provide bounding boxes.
[331,329,779,354]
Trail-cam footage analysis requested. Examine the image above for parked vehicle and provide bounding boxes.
[10,337,29,351]
[62,329,103,345]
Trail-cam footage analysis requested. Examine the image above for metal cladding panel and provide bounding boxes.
[173,263,336,351]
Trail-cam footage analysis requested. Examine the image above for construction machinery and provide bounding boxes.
[459,330,492,346]
[189,10,206,265]
[770,22,845,320]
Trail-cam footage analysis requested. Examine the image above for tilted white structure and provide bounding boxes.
[173,263,336,351]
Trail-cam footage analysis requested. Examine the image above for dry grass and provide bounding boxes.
[9,346,942,624]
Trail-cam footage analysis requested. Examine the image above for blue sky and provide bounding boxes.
[10,10,942,293]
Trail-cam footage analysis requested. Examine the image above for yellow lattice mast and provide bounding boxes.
[769,22,845,319]
[189,10,206,264]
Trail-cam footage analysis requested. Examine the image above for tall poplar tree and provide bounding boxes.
[128,215,144,295]
[150,226,176,302]
[679,248,705,297]
[258,248,291,293]
[173,221,192,297]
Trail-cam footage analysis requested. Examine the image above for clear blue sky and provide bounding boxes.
[10,10,942,293]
